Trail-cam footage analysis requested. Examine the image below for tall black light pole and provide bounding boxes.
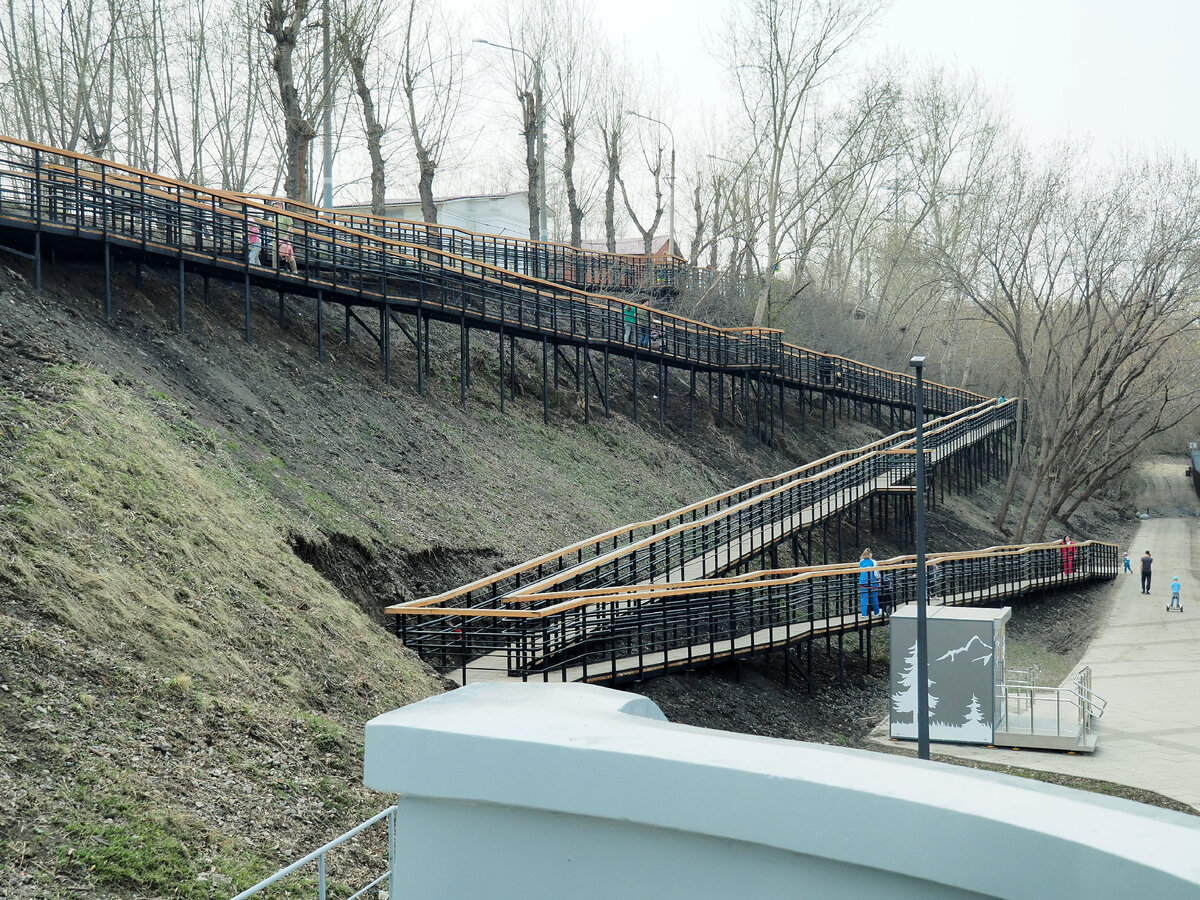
[911,355,930,760]
[322,0,333,209]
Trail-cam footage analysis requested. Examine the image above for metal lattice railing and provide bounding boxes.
[0,135,986,413]
[230,805,396,900]
[389,398,1013,616]
[404,540,1117,684]
[389,399,1026,677]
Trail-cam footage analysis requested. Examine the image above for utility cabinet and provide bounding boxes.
[889,605,1010,745]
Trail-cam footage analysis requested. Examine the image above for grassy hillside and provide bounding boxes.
[0,257,825,898]
[2,252,1161,899]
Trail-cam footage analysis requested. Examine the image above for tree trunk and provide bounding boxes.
[562,112,583,247]
[347,50,388,215]
[416,153,437,224]
[265,0,315,202]
[602,127,620,253]
[521,88,538,240]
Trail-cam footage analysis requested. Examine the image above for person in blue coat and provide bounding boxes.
[858,548,881,617]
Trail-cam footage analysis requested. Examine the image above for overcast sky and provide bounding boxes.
[588,0,1200,162]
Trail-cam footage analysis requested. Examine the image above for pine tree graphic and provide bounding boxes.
[964,694,985,728]
[891,641,939,720]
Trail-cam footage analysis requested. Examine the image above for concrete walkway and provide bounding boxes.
[888,458,1200,811]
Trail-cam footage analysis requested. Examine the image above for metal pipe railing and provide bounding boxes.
[230,805,397,900]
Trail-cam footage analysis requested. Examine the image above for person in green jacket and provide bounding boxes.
[623,303,637,344]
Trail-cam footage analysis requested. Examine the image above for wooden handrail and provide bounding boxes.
[386,540,1115,619]
[390,398,1016,611]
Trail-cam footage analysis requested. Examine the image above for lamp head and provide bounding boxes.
[909,355,926,369]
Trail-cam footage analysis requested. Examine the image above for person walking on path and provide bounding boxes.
[1060,536,1076,575]
[1141,550,1154,594]
[246,215,261,266]
[1169,576,1182,611]
[622,304,637,344]
[1123,552,1132,574]
[858,548,881,617]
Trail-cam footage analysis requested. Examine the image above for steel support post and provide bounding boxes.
[743,376,750,450]
[317,291,324,361]
[103,243,112,320]
[689,367,696,429]
[384,304,392,384]
[603,348,610,417]
[244,274,252,344]
[911,355,930,761]
[632,349,639,422]
[658,361,665,427]
[460,320,467,407]
[178,259,186,333]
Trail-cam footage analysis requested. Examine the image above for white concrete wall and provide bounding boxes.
[364,683,1200,899]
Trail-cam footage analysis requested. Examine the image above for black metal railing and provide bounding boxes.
[389,399,1020,664]
[0,135,986,414]
[397,540,1116,683]
[243,192,759,307]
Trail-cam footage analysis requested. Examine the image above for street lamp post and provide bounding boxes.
[910,354,930,761]
[475,39,546,243]
[321,0,333,209]
[628,110,675,256]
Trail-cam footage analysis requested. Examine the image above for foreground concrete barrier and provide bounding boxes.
[364,682,1200,899]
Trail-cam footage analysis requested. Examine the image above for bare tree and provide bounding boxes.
[726,0,884,326]
[489,1,552,240]
[595,47,631,253]
[203,1,274,190]
[546,0,598,247]
[395,0,465,222]
[263,0,317,200]
[933,148,1200,539]
[333,0,392,214]
[0,0,121,154]
[618,121,665,257]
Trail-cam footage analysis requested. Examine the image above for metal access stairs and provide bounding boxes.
[993,666,1106,753]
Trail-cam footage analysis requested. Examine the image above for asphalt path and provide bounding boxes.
[915,457,1200,811]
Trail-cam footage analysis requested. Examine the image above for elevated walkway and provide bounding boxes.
[0,135,985,429]
[446,554,1115,685]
